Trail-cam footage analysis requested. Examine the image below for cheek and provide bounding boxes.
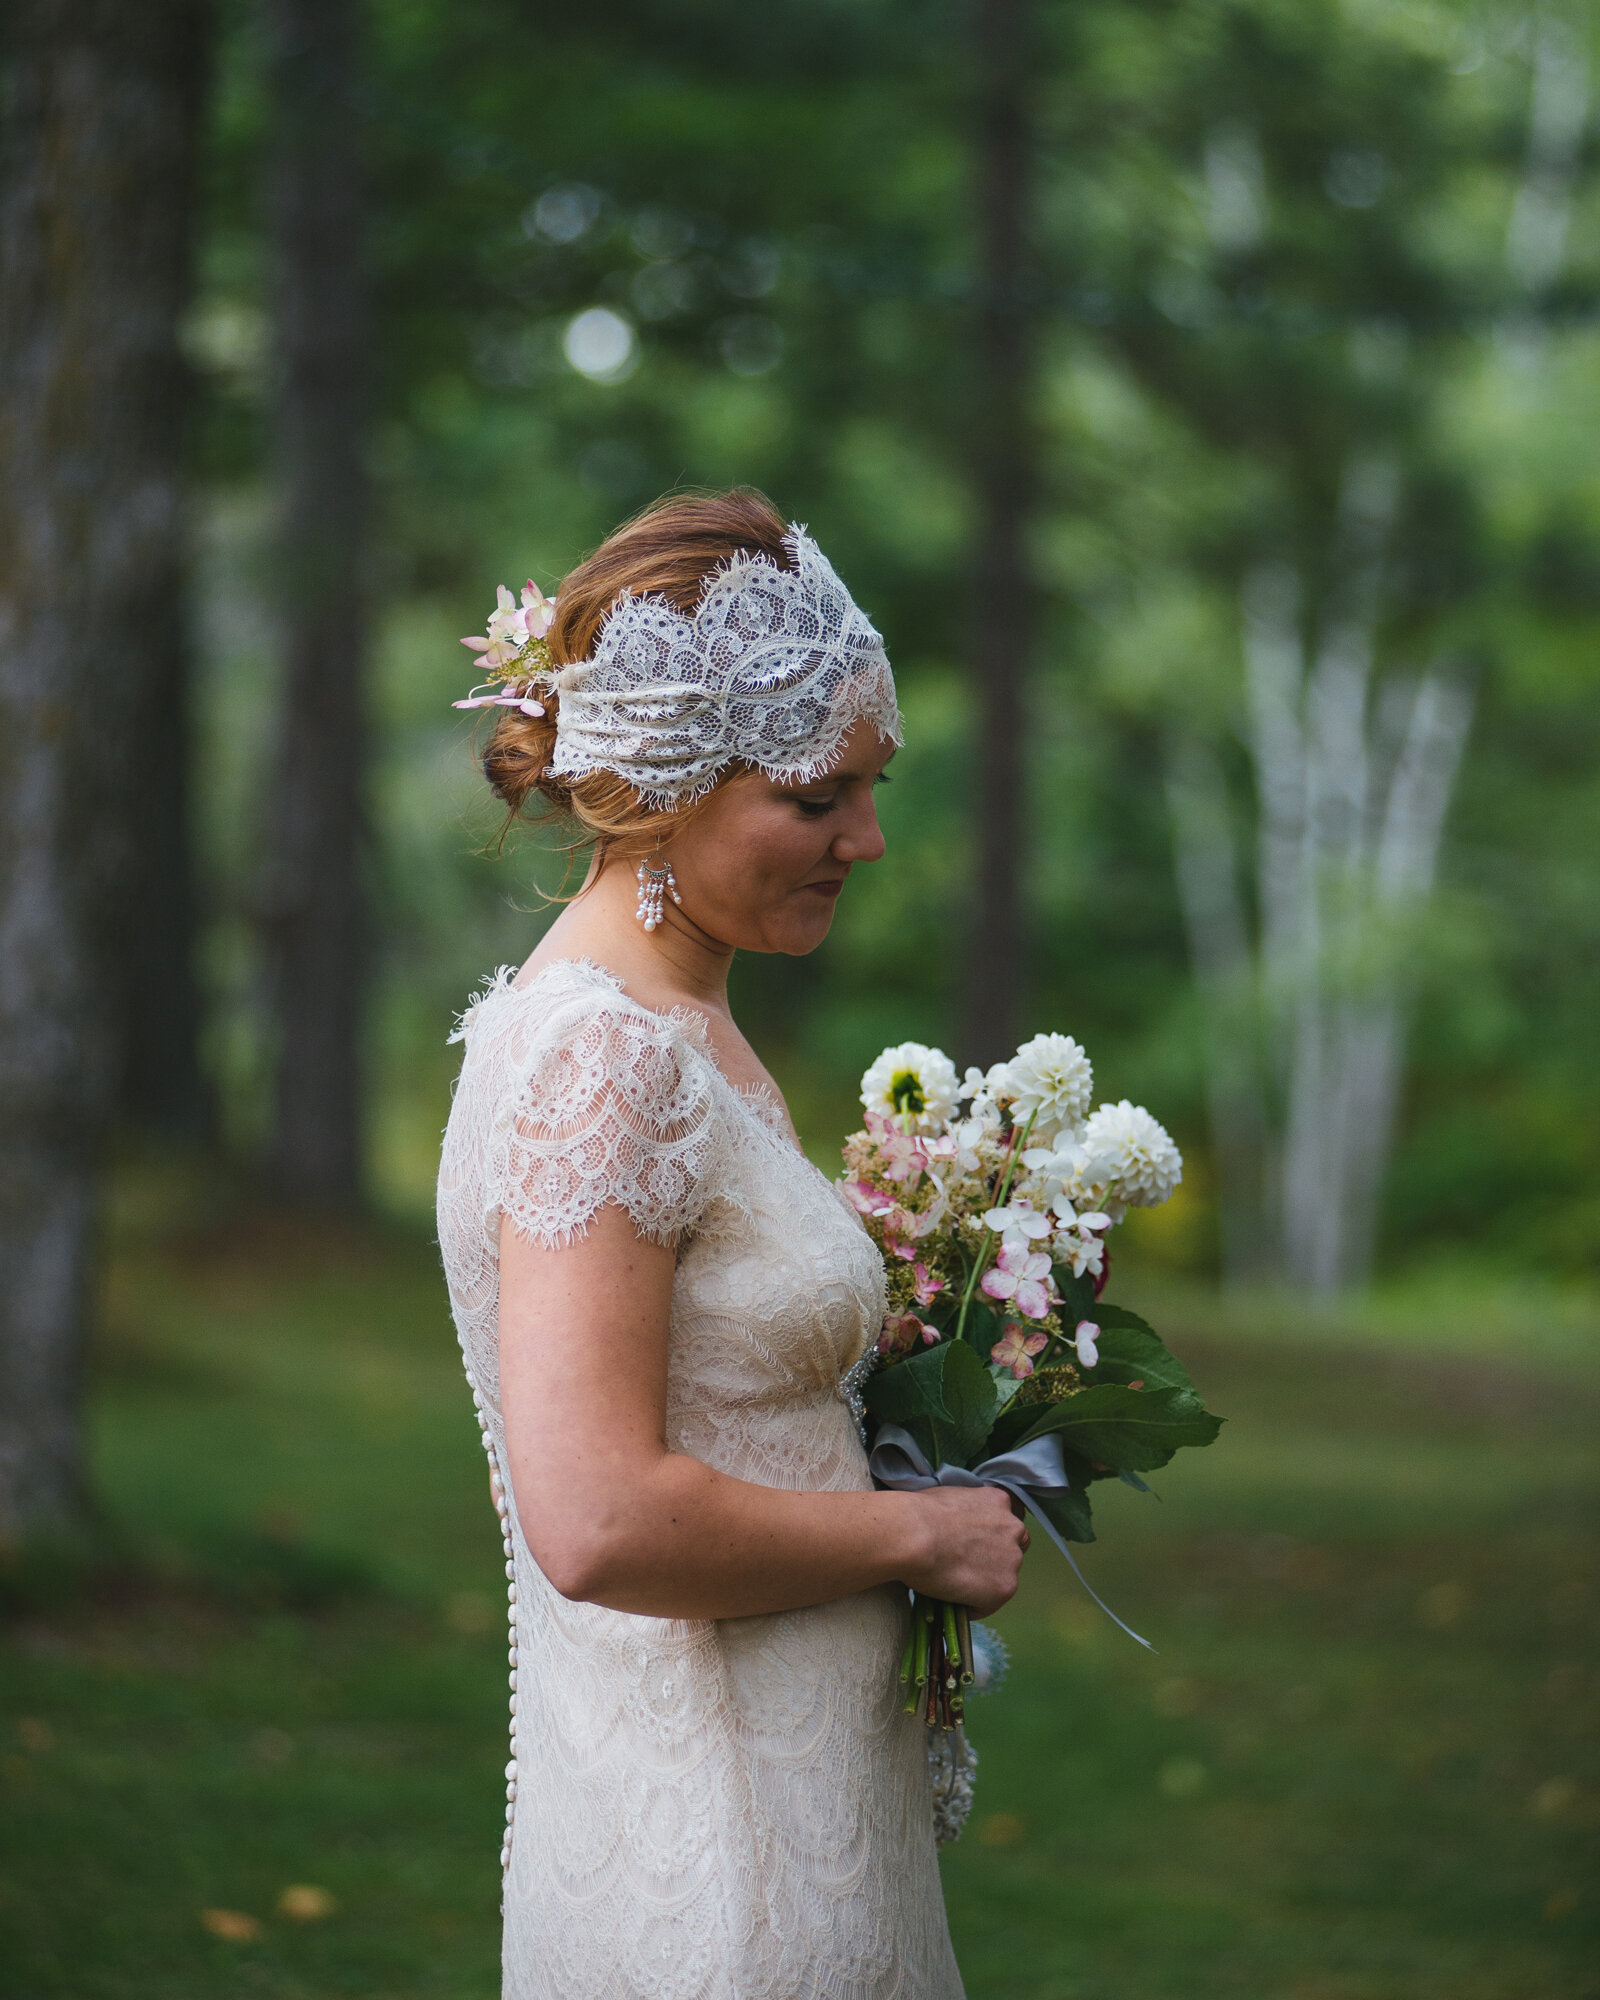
[713,813,823,895]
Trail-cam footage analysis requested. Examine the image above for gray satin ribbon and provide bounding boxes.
[868,1421,1155,1651]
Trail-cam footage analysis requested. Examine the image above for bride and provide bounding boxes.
[436,489,1026,1999]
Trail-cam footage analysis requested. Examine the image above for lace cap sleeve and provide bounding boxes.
[497,985,723,1250]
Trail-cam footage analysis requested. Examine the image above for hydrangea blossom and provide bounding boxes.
[879,1311,941,1358]
[980,1240,1057,1320]
[990,1322,1048,1380]
[455,581,560,714]
[859,1042,960,1129]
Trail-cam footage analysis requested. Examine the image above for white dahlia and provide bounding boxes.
[860,1042,960,1129]
[991,1032,1094,1142]
[1077,1100,1183,1208]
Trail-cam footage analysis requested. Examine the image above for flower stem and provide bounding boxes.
[956,1606,976,1689]
[953,1110,1037,1344]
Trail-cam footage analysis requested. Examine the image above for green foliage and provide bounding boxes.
[1014,1382,1225,1471]
[187,0,1600,1278]
[863,1336,999,1470]
[1087,1312,1202,1397]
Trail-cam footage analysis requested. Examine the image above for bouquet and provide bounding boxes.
[841,1034,1223,1732]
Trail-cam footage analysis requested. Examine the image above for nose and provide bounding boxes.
[833,787,886,866]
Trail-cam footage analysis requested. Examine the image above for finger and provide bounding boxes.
[1019,1530,1031,1552]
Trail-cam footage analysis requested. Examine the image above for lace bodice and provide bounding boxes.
[436,960,963,2000]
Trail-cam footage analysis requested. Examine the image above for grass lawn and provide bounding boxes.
[1,1221,1596,1998]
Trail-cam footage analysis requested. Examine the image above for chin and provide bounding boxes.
[761,912,836,956]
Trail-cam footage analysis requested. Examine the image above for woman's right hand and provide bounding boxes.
[902,1484,1029,1617]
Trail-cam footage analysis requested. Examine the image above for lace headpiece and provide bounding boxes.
[455,527,901,809]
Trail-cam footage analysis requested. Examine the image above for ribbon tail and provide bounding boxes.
[995,1480,1157,1653]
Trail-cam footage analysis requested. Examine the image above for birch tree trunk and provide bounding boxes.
[1165,739,1272,1280]
[260,0,368,1205]
[962,0,1034,1066]
[1170,538,1472,1294]
[1166,20,1582,1294]
[0,0,207,1541]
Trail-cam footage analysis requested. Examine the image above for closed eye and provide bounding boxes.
[793,795,835,819]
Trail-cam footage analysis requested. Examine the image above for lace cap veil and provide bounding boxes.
[545,526,902,808]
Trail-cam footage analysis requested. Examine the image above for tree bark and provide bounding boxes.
[961,0,1034,1067]
[260,0,368,1206]
[106,9,209,1143]
[0,0,207,1542]
[1165,738,1273,1283]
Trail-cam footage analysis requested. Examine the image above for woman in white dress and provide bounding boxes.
[436,490,1026,1999]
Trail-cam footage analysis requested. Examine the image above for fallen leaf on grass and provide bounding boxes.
[200,1908,261,1942]
[278,1884,338,1921]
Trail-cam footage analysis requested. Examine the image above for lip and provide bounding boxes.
[801,877,847,900]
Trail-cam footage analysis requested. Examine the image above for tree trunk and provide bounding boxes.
[106,8,209,1144]
[1165,738,1273,1282]
[260,0,368,1206]
[0,0,207,1543]
[961,0,1034,1067]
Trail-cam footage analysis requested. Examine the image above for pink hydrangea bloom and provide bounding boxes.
[980,1240,1057,1319]
[878,1312,941,1359]
[990,1323,1048,1380]
[910,1262,944,1308]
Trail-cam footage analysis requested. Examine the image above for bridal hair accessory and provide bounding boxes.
[634,854,681,931]
[452,527,901,809]
[453,581,559,716]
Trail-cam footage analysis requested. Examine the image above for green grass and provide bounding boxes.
[2,1223,1596,1999]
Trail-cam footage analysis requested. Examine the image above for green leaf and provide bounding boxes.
[986,1392,1044,1457]
[1016,1384,1224,1472]
[1052,1266,1100,1324]
[929,1337,999,1469]
[1032,1476,1096,1546]
[863,1337,997,1471]
[1086,1318,1200,1398]
[863,1341,951,1465]
[958,1295,1004,1355]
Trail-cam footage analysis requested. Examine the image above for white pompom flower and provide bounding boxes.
[992,1033,1094,1141]
[1077,1100,1183,1208]
[860,1042,960,1129]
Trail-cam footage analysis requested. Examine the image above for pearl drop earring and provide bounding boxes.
[635,856,682,931]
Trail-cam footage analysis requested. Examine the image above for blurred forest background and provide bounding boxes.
[1,0,1596,1995]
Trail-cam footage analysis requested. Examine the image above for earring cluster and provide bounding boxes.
[635,857,682,932]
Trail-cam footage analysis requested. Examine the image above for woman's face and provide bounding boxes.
[663,718,894,955]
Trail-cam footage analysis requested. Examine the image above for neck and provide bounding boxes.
[537,846,735,1014]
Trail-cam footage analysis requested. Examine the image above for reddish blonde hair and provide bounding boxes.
[480,488,794,856]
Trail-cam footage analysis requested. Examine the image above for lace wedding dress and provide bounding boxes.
[436,958,965,2000]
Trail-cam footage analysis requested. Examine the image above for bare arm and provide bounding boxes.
[497,1205,1026,1621]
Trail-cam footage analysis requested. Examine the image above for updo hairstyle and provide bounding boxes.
[481,487,795,856]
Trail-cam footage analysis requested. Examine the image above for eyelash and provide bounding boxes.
[794,772,891,819]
